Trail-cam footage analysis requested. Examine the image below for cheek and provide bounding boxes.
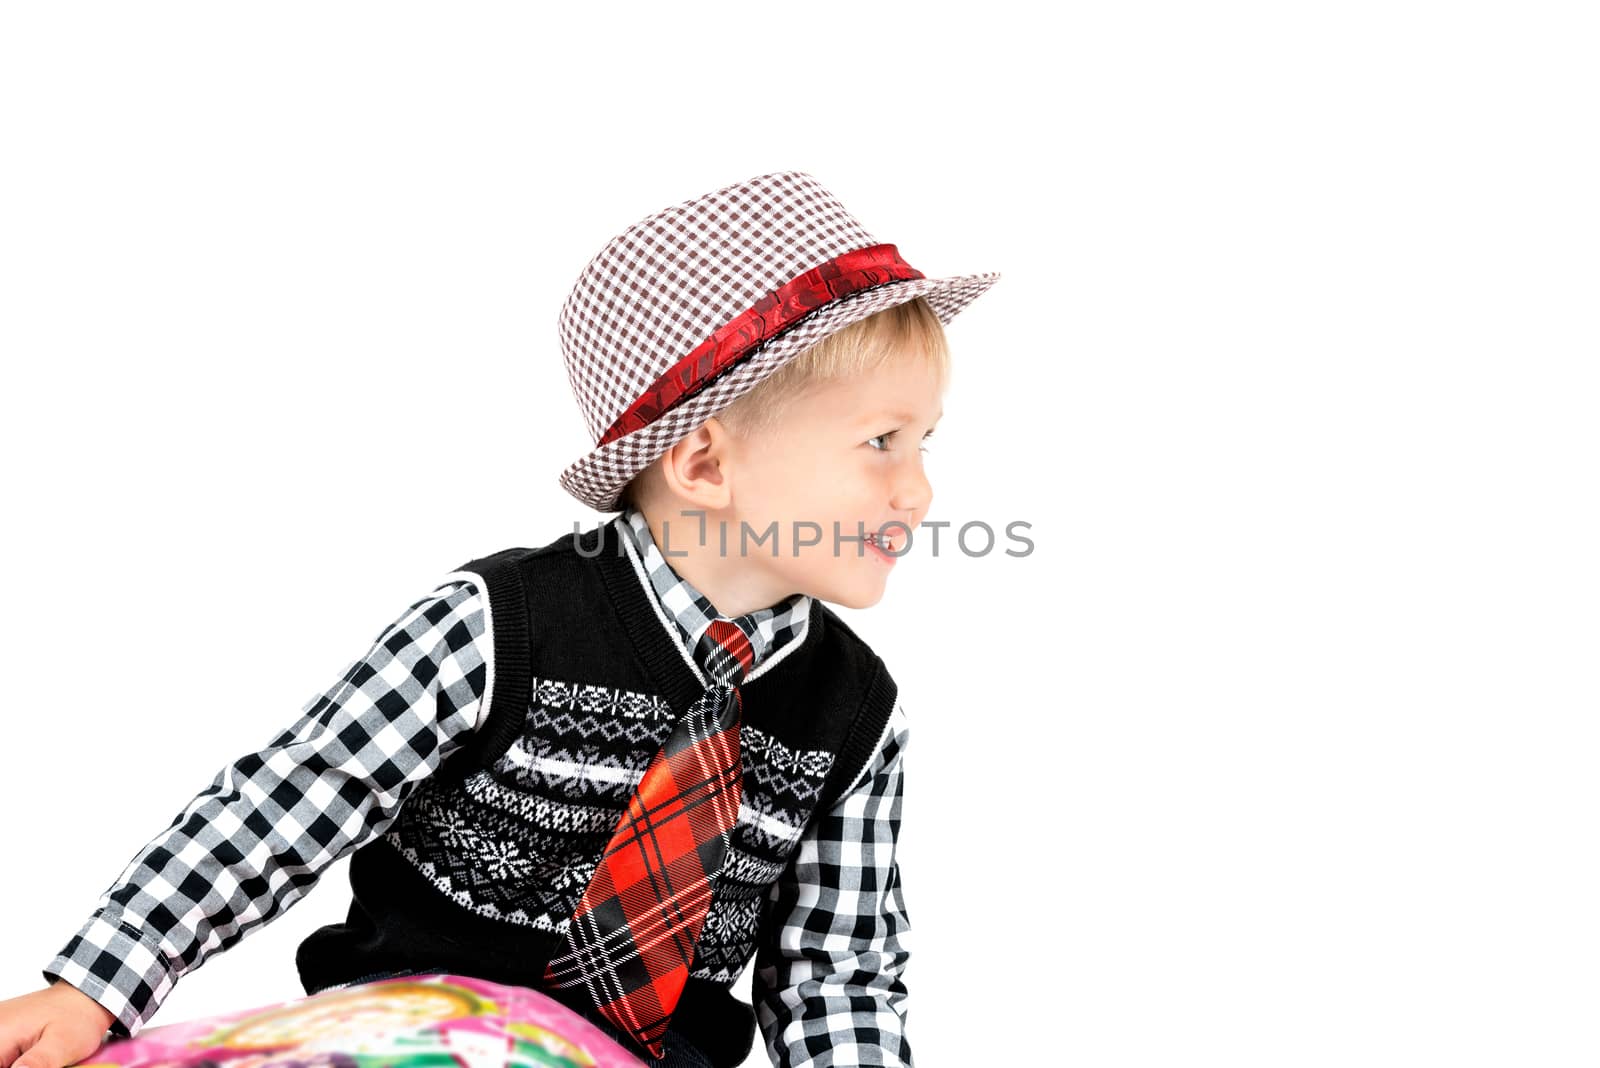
[744,456,824,515]
[788,455,852,493]
[750,450,880,516]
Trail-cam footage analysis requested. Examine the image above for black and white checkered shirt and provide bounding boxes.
[45,507,914,1066]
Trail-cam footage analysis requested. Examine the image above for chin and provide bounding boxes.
[821,584,887,611]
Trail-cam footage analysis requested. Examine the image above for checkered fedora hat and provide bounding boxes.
[556,170,1001,513]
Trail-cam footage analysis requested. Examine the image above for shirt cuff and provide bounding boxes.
[42,908,179,1039]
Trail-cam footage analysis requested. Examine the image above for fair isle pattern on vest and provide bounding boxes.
[378,510,833,984]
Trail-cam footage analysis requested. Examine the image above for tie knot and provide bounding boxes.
[699,618,756,685]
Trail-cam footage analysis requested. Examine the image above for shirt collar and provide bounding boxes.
[615,504,812,673]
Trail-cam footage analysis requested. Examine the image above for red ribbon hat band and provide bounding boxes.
[594,242,925,448]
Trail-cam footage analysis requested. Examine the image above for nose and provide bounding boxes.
[890,452,933,527]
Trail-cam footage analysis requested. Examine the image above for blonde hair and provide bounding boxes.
[618,296,949,511]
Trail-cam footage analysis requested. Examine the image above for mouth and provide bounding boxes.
[864,530,899,564]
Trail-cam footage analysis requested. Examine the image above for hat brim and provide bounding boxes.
[558,269,1001,514]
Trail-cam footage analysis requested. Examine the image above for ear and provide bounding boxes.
[658,416,734,510]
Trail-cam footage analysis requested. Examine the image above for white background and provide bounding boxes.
[2,3,1595,1066]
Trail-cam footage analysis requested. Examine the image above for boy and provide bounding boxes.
[0,171,999,1067]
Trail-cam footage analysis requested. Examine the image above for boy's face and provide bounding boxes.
[715,347,944,610]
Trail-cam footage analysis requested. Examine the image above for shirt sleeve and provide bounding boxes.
[752,698,914,1067]
[41,575,490,1040]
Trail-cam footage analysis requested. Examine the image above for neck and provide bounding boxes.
[641,504,795,620]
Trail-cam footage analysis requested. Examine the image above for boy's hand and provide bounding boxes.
[0,981,116,1068]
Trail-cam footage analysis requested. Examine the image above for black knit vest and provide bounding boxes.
[295,518,897,1068]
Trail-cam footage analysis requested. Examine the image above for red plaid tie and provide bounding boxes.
[543,618,756,1059]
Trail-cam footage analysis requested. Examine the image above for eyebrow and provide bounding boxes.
[869,408,944,425]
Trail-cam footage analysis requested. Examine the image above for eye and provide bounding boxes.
[867,429,937,452]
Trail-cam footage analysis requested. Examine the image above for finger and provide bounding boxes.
[13,1032,69,1068]
[0,1025,40,1068]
